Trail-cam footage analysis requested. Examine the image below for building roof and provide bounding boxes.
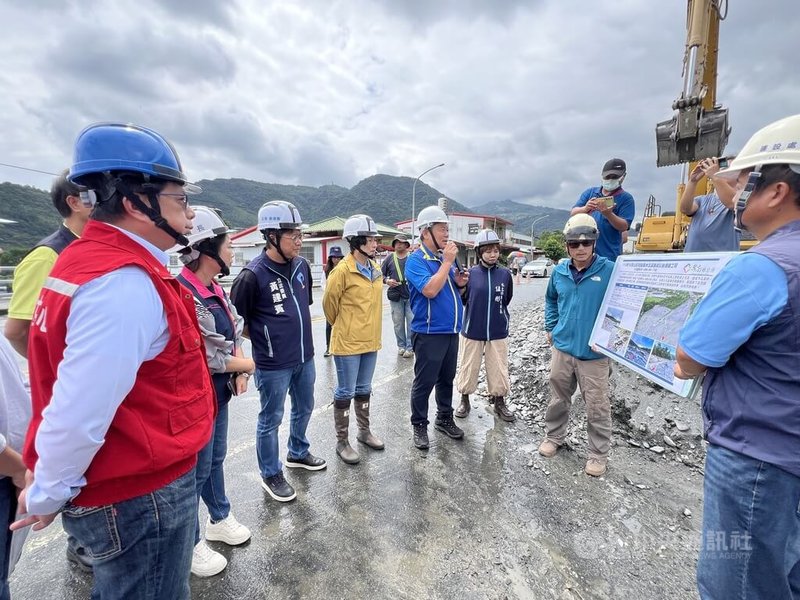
[395,212,513,227]
[230,216,405,240]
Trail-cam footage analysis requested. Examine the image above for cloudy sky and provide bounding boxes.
[0,0,796,221]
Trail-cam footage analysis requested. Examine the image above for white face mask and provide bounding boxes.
[602,178,621,192]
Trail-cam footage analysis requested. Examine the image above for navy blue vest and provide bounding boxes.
[243,253,314,370]
[703,219,800,477]
[34,223,77,255]
[176,274,235,406]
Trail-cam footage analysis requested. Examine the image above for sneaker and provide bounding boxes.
[261,470,297,502]
[191,541,227,577]
[585,457,608,477]
[205,513,252,546]
[66,543,93,573]
[434,416,464,439]
[412,424,429,449]
[398,348,405,355]
[403,349,413,358]
[538,439,559,458]
[285,452,327,471]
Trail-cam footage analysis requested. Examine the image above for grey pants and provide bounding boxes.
[545,347,611,459]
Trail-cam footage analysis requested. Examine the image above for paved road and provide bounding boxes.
[8,280,680,599]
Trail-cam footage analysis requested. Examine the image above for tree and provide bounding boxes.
[0,247,28,266]
[538,230,566,262]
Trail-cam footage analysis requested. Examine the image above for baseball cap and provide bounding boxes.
[602,158,626,177]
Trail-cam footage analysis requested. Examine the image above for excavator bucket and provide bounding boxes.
[655,106,730,167]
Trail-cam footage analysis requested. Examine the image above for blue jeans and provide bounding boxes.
[0,478,16,600]
[333,352,378,401]
[698,444,800,600]
[195,402,232,543]
[390,299,413,351]
[254,360,316,479]
[61,468,196,600]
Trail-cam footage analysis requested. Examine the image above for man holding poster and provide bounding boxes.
[675,114,800,600]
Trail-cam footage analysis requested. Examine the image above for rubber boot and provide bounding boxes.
[454,394,471,419]
[353,394,384,450]
[334,402,360,464]
[493,396,516,422]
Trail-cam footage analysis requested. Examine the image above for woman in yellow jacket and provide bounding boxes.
[322,214,385,464]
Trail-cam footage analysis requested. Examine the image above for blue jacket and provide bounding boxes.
[230,252,314,370]
[573,187,635,261]
[462,263,513,341]
[545,255,613,360]
[405,243,464,334]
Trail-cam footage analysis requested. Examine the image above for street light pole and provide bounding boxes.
[411,163,445,239]
[530,215,549,253]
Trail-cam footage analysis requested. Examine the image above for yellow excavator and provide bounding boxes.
[635,0,746,252]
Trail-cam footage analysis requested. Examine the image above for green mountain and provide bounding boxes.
[470,199,571,237]
[0,183,58,249]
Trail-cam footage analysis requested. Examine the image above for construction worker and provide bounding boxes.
[322,214,385,465]
[455,229,515,422]
[381,234,414,358]
[11,123,215,599]
[680,156,740,252]
[571,158,635,261]
[675,115,800,600]
[4,170,91,358]
[230,201,326,504]
[175,206,254,577]
[539,214,615,477]
[405,205,469,449]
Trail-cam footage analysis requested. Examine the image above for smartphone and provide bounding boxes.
[718,157,729,169]
[602,196,615,208]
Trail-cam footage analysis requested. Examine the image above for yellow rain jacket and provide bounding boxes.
[323,253,383,355]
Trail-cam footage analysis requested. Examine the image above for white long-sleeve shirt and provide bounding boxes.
[27,227,169,515]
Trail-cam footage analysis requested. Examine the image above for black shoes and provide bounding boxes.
[412,424,429,449]
[261,470,297,502]
[435,416,464,439]
[285,453,327,471]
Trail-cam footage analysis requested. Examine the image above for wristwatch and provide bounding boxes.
[238,372,251,379]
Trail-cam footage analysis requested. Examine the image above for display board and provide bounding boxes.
[589,252,737,397]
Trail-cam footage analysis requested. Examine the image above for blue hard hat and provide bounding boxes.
[69,123,195,189]
[328,246,344,258]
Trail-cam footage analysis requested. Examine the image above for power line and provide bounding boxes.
[0,162,60,177]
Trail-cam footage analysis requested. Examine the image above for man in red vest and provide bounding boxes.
[11,123,215,600]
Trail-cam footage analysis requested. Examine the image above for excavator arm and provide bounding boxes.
[655,0,730,167]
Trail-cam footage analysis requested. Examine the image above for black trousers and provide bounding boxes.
[410,333,459,426]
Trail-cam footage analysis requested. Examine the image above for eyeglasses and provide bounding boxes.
[286,232,303,242]
[567,240,594,249]
[158,193,190,210]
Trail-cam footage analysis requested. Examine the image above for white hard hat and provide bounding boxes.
[185,206,230,247]
[258,200,303,231]
[343,214,379,240]
[474,229,501,248]
[717,114,800,179]
[563,214,599,241]
[416,205,449,231]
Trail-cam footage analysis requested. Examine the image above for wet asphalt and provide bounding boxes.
[7,278,704,599]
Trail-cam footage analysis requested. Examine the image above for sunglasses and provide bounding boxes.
[567,240,594,249]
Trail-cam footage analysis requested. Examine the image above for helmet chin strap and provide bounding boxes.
[197,245,230,277]
[356,247,375,260]
[115,179,189,246]
[734,170,762,231]
[268,230,292,264]
[427,226,444,252]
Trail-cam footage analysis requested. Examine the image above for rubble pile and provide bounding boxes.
[473,303,708,470]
